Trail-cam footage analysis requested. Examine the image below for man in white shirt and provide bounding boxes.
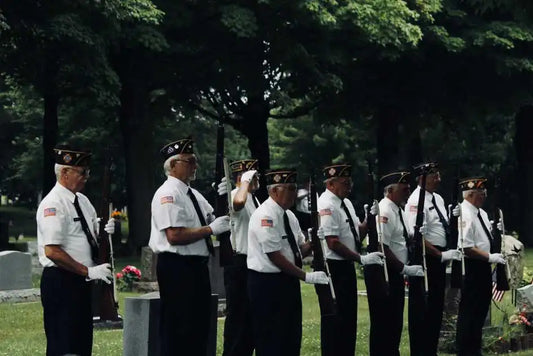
[149,138,230,356]
[222,159,260,356]
[317,163,383,356]
[366,171,424,356]
[37,146,114,356]
[405,162,462,356]
[455,177,506,356]
[247,168,329,356]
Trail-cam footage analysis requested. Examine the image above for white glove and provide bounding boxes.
[304,271,329,285]
[87,263,112,284]
[488,253,506,265]
[418,222,428,235]
[441,249,462,262]
[306,227,325,240]
[208,215,230,235]
[452,205,461,217]
[496,221,503,232]
[104,218,115,234]
[241,170,257,183]
[217,177,229,196]
[402,265,424,277]
[360,252,384,266]
[369,200,379,215]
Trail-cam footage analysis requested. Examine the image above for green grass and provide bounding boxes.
[2,252,533,355]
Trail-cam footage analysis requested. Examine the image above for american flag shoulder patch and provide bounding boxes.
[160,196,174,205]
[44,208,56,217]
[409,205,418,212]
[261,218,274,227]
[319,208,332,216]
[380,216,388,224]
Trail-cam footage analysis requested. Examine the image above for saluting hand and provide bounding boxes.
[241,170,257,183]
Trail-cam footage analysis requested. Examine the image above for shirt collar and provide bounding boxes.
[167,175,189,194]
[462,199,479,215]
[324,188,343,206]
[265,196,286,216]
[55,182,78,203]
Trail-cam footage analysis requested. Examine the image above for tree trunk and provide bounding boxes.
[514,106,533,246]
[119,81,156,253]
[42,92,59,195]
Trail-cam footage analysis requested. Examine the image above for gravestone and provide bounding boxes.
[0,251,32,291]
[123,292,218,356]
[517,284,533,311]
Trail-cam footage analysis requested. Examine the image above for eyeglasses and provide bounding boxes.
[68,167,90,176]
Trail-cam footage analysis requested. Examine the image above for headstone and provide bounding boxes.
[140,247,158,282]
[27,241,43,276]
[123,292,218,356]
[0,251,32,291]
[517,284,533,311]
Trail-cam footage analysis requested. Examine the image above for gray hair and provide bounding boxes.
[462,190,475,199]
[54,164,69,180]
[383,184,395,197]
[163,154,180,176]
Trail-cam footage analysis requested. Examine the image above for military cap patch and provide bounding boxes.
[459,177,487,191]
[323,164,352,179]
[265,168,297,185]
[160,138,194,160]
[413,162,439,176]
[230,159,259,174]
[53,145,92,167]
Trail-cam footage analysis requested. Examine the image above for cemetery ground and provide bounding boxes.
[0,205,531,355]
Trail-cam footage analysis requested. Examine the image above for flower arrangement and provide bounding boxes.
[111,210,127,221]
[116,265,141,291]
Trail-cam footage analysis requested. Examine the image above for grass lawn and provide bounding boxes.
[1,250,532,355]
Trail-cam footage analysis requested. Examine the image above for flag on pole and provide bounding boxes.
[492,281,505,302]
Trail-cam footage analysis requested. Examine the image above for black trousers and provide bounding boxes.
[223,254,254,356]
[364,265,405,356]
[408,252,447,356]
[456,259,492,356]
[248,270,302,356]
[40,266,93,356]
[157,252,211,356]
[320,259,357,356]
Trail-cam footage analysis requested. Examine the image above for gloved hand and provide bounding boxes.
[496,221,503,233]
[304,271,329,285]
[87,263,112,284]
[104,218,115,234]
[241,170,257,183]
[360,252,384,266]
[441,249,462,262]
[307,227,325,240]
[488,253,506,265]
[402,265,424,277]
[370,200,379,216]
[452,205,461,217]
[209,215,230,235]
[217,177,229,196]
[418,222,428,235]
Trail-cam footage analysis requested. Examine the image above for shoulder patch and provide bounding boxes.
[261,218,274,227]
[160,196,174,205]
[380,216,388,224]
[44,208,56,217]
[319,208,332,216]
[409,205,418,212]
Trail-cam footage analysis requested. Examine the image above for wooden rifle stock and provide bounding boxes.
[96,150,119,321]
[491,179,510,291]
[308,175,336,316]
[449,175,463,288]
[215,121,234,266]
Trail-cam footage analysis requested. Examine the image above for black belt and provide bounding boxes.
[159,252,209,264]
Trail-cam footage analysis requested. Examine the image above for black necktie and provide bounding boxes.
[283,211,302,268]
[341,201,360,250]
[187,188,215,256]
[251,194,259,209]
[73,195,98,263]
[398,207,410,243]
[432,195,450,236]
[477,211,494,250]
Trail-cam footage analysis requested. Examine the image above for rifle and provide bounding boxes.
[308,175,336,316]
[215,120,234,267]
[412,165,429,297]
[491,178,510,291]
[96,149,119,321]
[364,159,388,294]
[449,174,464,288]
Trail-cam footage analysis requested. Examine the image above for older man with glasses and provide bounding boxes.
[37,145,115,356]
[149,137,230,356]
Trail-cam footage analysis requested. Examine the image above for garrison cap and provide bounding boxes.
[160,138,194,160]
[459,177,487,191]
[380,171,411,189]
[230,159,259,174]
[413,162,439,176]
[53,145,91,166]
[265,168,297,185]
[323,164,352,179]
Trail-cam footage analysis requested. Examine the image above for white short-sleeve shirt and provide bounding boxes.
[379,197,409,264]
[247,197,304,273]
[457,200,491,253]
[230,188,259,255]
[36,182,98,268]
[405,186,448,248]
[149,176,214,256]
[318,189,360,260]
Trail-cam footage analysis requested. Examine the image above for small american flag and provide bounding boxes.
[261,218,273,227]
[160,196,174,205]
[44,208,56,217]
[492,281,505,302]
